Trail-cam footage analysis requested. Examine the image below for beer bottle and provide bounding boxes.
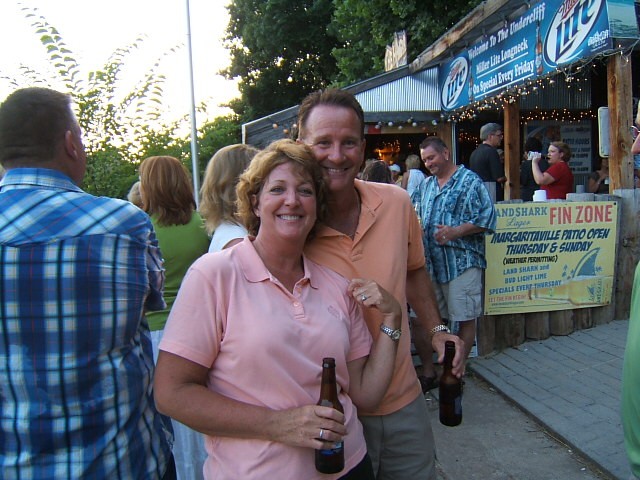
[439,341,462,426]
[315,357,345,474]
[535,21,544,76]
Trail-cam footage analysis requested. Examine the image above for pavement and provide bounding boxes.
[435,318,631,479]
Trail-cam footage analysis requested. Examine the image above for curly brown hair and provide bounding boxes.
[236,139,327,237]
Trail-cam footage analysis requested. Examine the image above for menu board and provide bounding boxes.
[484,201,618,315]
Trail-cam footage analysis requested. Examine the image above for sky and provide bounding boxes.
[0,0,240,126]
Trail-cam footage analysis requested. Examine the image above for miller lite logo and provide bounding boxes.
[544,0,605,65]
[441,57,469,110]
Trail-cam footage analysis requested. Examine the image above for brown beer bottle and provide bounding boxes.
[439,341,462,426]
[315,357,345,474]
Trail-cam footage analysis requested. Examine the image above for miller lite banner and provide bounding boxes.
[439,0,638,111]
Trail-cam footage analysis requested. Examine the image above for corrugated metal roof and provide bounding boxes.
[242,66,441,147]
[519,74,592,110]
[354,68,440,113]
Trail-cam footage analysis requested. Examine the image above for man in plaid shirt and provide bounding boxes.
[0,87,174,479]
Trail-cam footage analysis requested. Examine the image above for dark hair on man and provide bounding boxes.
[0,87,76,167]
[524,136,543,153]
[419,135,448,153]
[361,160,393,184]
[297,89,365,140]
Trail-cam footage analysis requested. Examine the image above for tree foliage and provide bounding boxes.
[3,5,241,199]
[224,0,483,119]
[330,0,483,85]
[223,0,340,121]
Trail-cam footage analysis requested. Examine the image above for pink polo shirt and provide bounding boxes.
[159,238,372,480]
[305,179,425,416]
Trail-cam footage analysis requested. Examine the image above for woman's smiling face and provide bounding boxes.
[253,161,317,243]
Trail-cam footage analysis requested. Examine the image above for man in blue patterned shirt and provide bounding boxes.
[412,136,496,360]
[0,87,174,479]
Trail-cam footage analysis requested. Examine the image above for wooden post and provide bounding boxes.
[591,303,614,326]
[495,313,525,348]
[607,53,634,190]
[549,309,574,335]
[438,122,453,152]
[574,308,593,331]
[614,189,640,320]
[477,314,495,356]
[503,100,520,200]
[525,311,550,340]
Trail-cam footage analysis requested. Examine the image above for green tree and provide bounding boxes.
[4,5,185,198]
[197,114,242,171]
[223,0,340,121]
[330,0,483,85]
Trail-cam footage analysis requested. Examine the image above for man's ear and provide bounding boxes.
[357,138,367,170]
[64,130,79,160]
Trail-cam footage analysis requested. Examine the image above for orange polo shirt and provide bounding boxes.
[305,180,425,416]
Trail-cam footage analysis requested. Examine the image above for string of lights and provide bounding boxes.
[268,45,639,138]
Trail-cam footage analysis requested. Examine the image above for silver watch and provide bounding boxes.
[380,324,401,341]
[430,324,451,336]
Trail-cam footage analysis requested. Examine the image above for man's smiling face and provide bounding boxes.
[299,104,365,195]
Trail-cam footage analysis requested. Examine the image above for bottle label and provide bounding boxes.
[318,441,344,455]
[454,396,462,415]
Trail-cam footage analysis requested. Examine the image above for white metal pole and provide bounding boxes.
[186,0,200,207]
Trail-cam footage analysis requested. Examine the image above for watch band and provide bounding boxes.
[380,324,401,341]
[429,324,451,336]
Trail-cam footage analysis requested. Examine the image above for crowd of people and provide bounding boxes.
[0,86,463,480]
[0,85,635,479]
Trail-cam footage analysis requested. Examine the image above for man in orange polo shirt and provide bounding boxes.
[299,89,465,480]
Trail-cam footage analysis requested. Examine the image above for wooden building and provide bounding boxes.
[243,0,640,354]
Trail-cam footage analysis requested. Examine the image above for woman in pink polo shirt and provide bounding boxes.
[154,139,402,480]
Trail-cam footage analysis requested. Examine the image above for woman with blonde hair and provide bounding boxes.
[200,144,259,252]
[401,154,427,196]
[139,155,210,480]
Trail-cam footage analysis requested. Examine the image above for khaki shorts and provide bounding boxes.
[432,267,483,322]
[359,394,436,480]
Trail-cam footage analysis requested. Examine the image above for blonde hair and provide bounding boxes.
[199,144,259,234]
[127,181,143,208]
[236,139,326,237]
[139,156,195,226]
[405,154,421,170]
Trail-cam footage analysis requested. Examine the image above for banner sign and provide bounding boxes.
[484,201,618,315]
[439,0,631,111]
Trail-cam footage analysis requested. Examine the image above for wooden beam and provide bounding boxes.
[503,100,520,200]
[607,53,634,190]
[410,0,513,73]
[438,122,454,152]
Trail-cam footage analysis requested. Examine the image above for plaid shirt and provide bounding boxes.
[412,165,496,284]
[0,168,171,479]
